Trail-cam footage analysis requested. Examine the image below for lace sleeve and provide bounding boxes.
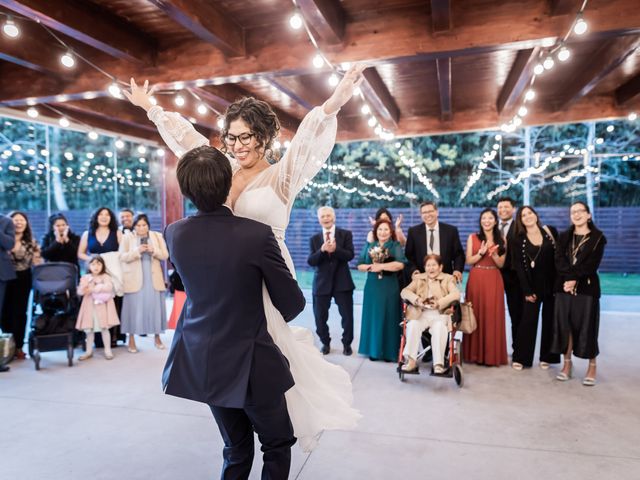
[147,106,209,157]
[277,106,338,205]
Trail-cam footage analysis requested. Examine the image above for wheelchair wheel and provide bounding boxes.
[453,364,464,388]
[455,339,463,366]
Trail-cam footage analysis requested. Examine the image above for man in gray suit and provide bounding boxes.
[0,214,16,372]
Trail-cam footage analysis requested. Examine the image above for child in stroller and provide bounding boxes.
[76,255,120,360]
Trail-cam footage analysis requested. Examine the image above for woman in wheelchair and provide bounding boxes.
[400,254,460,374]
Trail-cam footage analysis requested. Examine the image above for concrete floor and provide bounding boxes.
[1,294,639,480]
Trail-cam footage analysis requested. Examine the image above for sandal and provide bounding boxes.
[556,359,572,381]
[583,361,596,386]
[512,362,523,371]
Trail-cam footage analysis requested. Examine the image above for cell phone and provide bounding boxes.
[140,237,148,245]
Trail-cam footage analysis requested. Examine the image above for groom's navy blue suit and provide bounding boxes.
[163,206,305,479]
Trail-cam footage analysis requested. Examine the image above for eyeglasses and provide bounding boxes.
[223,132,255,146]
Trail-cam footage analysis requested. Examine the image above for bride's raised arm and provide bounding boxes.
[124,78,209,157]
[277,65,365,204]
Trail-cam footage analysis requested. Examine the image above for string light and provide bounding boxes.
[518,106,528,117]
[312,54,325,69]
[88,131,99,140]
[60,52,75,68]
[26,108,38,118]
[137,145,147,154]
[197,104,207,115]
[543,57,555,70]
[108,82,122,98]
[217,118,225,129]
[524,89,536,102]
[114,139,125,149]
[174,95,185,107]
[574,17,588,35]
[58,117,70,128]
[533,64,544,75]
[557,47,571,62]
[289,12,303,29]
[2,18,19,38]
[629,112,637,121]
[328,74,339,87]
[361,105,371,115]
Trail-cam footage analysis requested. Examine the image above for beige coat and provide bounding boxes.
[401,271,460,320]
[119,231,169,293]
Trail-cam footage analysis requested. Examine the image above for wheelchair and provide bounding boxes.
[396,302,464,387]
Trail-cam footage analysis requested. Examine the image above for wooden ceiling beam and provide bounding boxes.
[615,73,640,105]
[556,36,640,109]
[431,0,452,34]
[548,0,581,16]
[147,0,244,57]
[297,0,345,45]
[360,68,399,130]
[436,57,452,121]
[260,76,313,111]
[0,0,156,65]
[496,47,541,116]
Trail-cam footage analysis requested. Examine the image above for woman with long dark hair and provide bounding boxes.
[1,211,42,359]
[41,213,80,270]
[78,207,123,348]
[366,207,406,246]
[511,206,560,370]
[463,208,508,366]
[552,201,606,386]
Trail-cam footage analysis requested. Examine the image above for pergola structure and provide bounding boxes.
[1,0,639,220]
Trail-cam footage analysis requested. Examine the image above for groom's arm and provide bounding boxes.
[260,230,305,322]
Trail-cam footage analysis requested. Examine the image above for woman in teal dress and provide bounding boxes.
[357,218,407,361]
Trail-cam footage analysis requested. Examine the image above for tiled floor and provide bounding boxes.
[1,295,639,479]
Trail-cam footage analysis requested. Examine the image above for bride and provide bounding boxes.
[125,66,365,452]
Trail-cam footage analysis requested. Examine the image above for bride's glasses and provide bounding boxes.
[223,132,255,146]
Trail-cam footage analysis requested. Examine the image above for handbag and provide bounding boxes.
[452,301,477,334]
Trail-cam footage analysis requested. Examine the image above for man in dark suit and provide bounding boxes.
[405,201,465,282]
[0,214,16,372]
[307,206,355,356]
[497,196,522,351]
[162,145,306,480]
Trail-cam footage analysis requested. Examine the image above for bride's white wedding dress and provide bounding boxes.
[147,104,361,451]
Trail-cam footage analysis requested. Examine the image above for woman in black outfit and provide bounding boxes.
[552,201,606,386]
[511,206,560,370]
[40,213,80,272]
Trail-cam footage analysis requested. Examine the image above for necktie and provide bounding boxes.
[325,231,331,242]
[429,229,435,252]
[500,222,508,238]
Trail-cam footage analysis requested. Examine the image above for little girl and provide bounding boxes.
[76,255,120,360]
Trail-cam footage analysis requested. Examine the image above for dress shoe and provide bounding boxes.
[0,364,9,372]
[14,351,26,360]
[343,345,353,356]
[320,344,330,355]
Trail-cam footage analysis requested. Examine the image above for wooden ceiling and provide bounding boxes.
[0,0,639,145]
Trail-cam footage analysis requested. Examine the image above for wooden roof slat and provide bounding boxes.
[496,47,541,115]
[261,76,313,111]
[297,0,345,45]
[436,57,452,121]
[548,0,581,16]
[615,73,640,105]
[556,36,640,109]
[0,0,157,64]
[431,0,451,34]
[360,68,399,130]
[147,0,245,57]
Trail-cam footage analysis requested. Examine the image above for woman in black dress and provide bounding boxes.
[511,206,560,370]
[552,201,607,386]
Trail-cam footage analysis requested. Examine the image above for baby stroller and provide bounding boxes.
[28,262,81,370]
[397,302,464,387]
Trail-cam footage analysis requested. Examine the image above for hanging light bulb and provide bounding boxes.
[174,95,185,107]
[2,19,19,38]
[137,145,147,154]
[525,89,536,101]
[155,148,165,157]
[60,52,75,68]
[557,47,571,62]
[115,139,125,149]
[88,131,99,140]
[149,96,157,106]
[606,125,614,132]
[543,57,555,70]
[108,82,122,98]
[513,116,523,127]
[518,106,528,117]
[328,74,339,87]
[195,103,206,115]
[628,112,637,121]
[533,64,544,75]
[574,17,588,35]
[361,104,371,115]
[26,107,39,118]
[312,54,324,69]
[368,116,377,127]
[289,12,303,29]
[59,117,70,128]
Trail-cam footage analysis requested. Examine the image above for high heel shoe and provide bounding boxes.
[556,360,572,381]
[583,362,596,386]
[512,362,523,371]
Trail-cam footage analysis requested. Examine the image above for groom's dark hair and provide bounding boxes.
[177,146,231,212]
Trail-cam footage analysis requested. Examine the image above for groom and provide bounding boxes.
[162,145,306,479]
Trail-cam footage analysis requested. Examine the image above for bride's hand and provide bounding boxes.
[123,78,155,112]
[323,64,367,115]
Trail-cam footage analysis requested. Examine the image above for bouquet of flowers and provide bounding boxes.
[368,245,389,279]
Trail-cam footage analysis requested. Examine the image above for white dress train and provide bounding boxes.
[147,105,361,451]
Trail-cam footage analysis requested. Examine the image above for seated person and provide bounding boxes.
[400,254,460,374]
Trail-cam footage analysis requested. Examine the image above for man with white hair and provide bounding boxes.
[307,206,355,355]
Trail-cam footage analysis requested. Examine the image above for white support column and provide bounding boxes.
[523,126,531,204]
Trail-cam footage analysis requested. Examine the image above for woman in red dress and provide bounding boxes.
[463,208,508,366]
